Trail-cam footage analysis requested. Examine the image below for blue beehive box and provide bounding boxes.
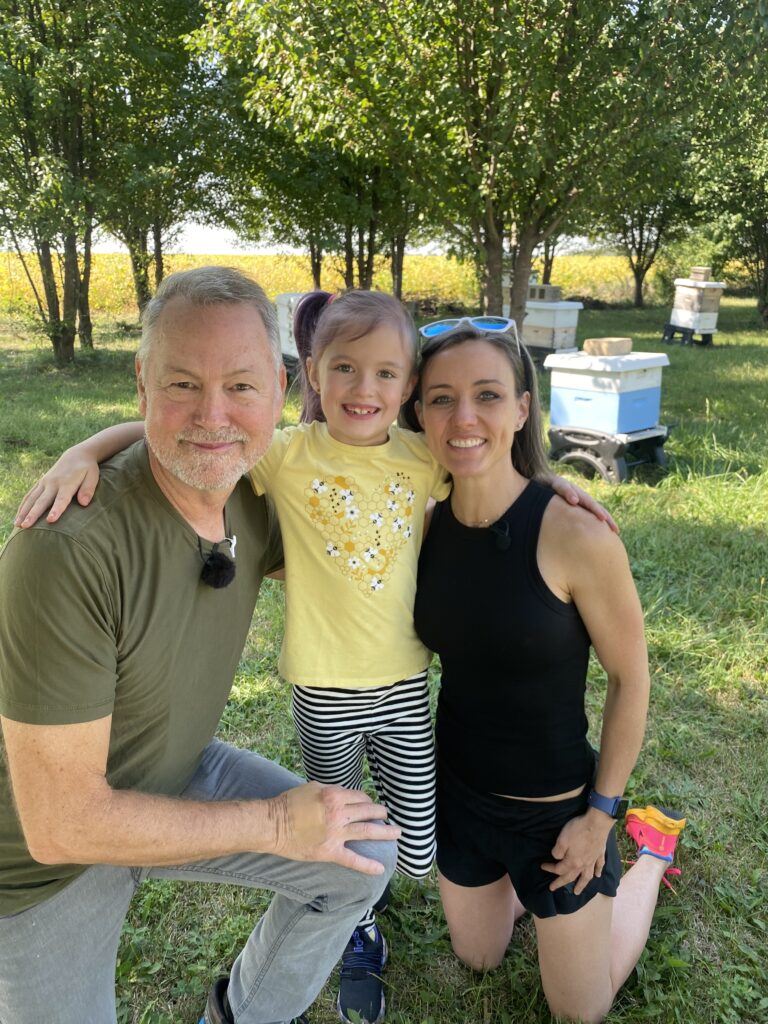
[543,352,670,434]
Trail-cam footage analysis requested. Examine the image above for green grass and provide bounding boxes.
[1,300,767,1023]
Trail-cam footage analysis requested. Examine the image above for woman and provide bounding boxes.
[408,320,686,1023]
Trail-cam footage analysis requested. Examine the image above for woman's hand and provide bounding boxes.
[550,475,618,534]
[15,446,101,528]
[541,808,616,895]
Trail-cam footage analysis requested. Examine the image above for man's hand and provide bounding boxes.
[270,782,400,875]
[541,810,615,895]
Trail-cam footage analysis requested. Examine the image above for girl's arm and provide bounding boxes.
[538,503,649,894]
[15,422,145,527]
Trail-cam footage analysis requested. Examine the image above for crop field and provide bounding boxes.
[0,251,660,318]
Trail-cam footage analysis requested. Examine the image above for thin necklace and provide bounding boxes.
[451,480,529,528]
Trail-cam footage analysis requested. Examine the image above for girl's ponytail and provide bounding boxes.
[294,291,333,423]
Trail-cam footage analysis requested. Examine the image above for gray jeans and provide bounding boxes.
[0,739,396,1024]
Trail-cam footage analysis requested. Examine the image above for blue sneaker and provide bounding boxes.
[337,924,388,1024]
[200,975,309,1023]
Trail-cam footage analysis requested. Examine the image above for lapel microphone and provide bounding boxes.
[199,534,237,589]
[490,521,511,551]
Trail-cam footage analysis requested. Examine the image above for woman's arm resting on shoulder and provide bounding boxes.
[541,512,649,893]
[15,422,145,527]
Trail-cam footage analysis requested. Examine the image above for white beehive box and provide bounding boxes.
[669,276,726,335]
[544,351,670,433]
[525,300,583,329]
[522,300,583,350]
[275,292,307,361]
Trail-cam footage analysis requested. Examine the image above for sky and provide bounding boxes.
[93,222,269,255]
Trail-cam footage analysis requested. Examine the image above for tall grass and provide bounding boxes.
[0,297,766,1023]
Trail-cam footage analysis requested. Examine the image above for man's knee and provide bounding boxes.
[343,838,398,905]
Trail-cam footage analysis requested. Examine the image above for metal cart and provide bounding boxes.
[548,424,669,484]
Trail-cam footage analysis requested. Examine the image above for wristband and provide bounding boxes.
[587,789,628,819]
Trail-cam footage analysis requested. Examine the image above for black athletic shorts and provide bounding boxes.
[436,757,622,919]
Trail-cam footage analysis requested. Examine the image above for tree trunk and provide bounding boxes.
[37,241,61,328]
[390,234,406,300]
[153,222,164,289]
[78,218,94,348]
[508,226,538,330]
[127,234,152,313]
[309,235,323,289]
[362,214,377,290]
[542,235,557,284]
[483,211,505,315]
[343,226,355,290]
[356,225,366,289]
[60,231,80,364]
[632,265,646,308]
[36,241,74,364]
[756,266,768,324]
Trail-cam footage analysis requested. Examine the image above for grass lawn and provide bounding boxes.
[1,298,766,1023]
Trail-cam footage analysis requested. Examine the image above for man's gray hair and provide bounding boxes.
[138,266,282,380]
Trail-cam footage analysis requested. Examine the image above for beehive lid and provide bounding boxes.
[526,299,583,310]
[674,278,726,290]
[543,351,670,373]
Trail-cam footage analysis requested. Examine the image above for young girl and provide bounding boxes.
[16,287,612,1024]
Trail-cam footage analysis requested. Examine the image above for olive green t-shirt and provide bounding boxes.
[0,442,282,916]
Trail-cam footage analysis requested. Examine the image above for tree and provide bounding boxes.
[197,0,427,294]
[94,0,211,313]
[0,0,104,362]
[200,0,752,322]
[694,16,768,322]
[590,137,698,306]
[0,0,211,358]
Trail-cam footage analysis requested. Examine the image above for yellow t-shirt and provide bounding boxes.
[250,422,450,687]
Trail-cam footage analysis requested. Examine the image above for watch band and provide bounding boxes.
[587,789,627,819]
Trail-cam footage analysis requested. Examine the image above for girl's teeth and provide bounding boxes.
[449,438,484,448]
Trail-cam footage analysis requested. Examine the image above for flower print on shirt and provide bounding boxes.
[305,471,417,595]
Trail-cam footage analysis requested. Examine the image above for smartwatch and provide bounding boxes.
[587,789,628,819]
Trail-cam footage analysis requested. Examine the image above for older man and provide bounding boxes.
[0,267,398,1024]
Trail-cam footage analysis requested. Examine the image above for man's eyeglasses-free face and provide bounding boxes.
[418,316,521,356]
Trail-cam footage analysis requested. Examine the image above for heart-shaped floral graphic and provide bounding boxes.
[305,472,416,595]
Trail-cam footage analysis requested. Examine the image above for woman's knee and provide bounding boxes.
[450,931,507,972]
[544,986,613,1023]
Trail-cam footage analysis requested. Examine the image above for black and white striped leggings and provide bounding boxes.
[291,671,436,879]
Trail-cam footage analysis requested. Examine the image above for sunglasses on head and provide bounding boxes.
[418,316,521,355]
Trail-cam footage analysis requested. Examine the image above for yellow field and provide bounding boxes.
[0,250,642,316]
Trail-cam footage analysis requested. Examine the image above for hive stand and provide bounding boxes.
[548,425,670,484]
[661,323,713,346]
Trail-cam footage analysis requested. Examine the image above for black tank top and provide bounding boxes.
[414,480,593,797]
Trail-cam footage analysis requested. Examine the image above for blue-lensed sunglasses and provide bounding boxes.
[418,316,521,355]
